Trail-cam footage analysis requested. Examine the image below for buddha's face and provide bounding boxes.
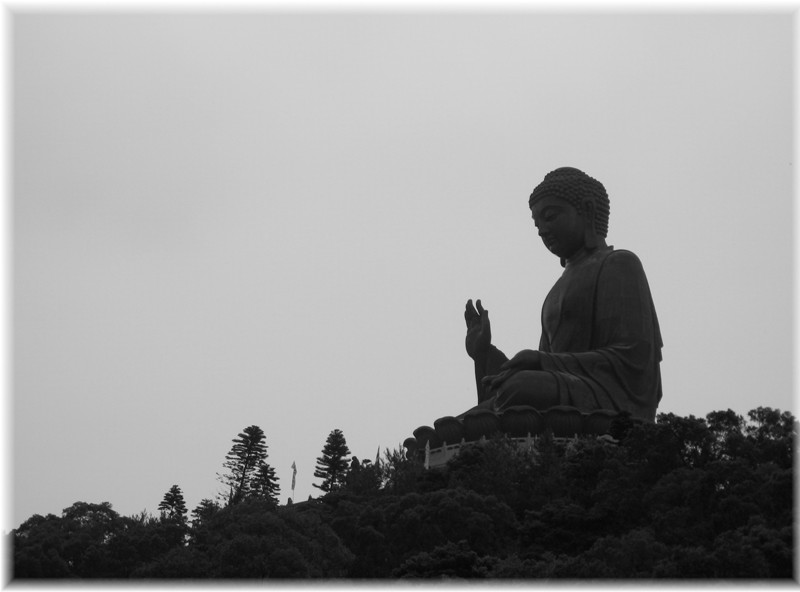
[530,195,586,260]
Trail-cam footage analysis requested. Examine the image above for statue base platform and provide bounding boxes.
[403,405,623,468]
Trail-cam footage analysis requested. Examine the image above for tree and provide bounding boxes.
[218,425,268,505]
[344,457,382,495]
[313,429,351,492]
[198,501,354,577]
[189,499,221,550]
[156,485,189,548]
[13,513,71,577]
[249,463,281,505]
[381,445,424,495]
[190,499,220,530]
[13,502,128,578]
[656,413,714,468]
[393,540,496,578]
[158,485,188,524]
[706,409,746,460]
[745,406,796,468]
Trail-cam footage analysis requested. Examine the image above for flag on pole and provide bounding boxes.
[291,461,297,492]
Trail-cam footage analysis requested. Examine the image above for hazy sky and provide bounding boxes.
[10,8,794,529]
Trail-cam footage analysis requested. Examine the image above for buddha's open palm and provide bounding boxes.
[465,299,491,359]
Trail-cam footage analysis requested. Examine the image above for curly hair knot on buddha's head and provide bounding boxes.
[529,167,611,238]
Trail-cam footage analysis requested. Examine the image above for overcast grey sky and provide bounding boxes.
[10,8,795,529]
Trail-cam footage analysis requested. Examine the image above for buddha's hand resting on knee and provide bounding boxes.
[464,299,491,359]
[480,350,542,392]
[502,349,541,372]
[481,369,514,392]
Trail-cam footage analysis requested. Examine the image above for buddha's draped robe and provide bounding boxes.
[533,246,662,421]
[476,246,662,420]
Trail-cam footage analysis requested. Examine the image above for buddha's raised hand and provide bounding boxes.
[464,298,491,359]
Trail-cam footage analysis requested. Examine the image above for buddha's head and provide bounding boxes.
[529,167,610,261]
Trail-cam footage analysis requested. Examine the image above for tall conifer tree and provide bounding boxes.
[218,425,268,505]
[158,484,188,524]
[250,463,281,505]
[313,429,351,492]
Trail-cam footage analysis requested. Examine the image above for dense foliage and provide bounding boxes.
[11,407,795,579]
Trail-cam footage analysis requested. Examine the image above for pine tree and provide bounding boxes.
[189,498,220,549]
[313,429,351,492]
[157,484,188,524]
[190,498,220,528]
[249,463,281,505]
[218,425,268,505]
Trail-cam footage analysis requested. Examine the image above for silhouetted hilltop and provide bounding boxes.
[11,407,794,579]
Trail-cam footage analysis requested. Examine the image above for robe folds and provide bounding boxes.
[538,246,663,421]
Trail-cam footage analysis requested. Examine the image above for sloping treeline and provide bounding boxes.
[11,407,795,579]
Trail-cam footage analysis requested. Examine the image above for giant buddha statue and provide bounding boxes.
[463,167,663,421]
[406,167,663,462]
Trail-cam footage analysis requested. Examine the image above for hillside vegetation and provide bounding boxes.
[12,407,795,579]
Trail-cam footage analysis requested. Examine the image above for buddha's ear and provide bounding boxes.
[582,199,597,250]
